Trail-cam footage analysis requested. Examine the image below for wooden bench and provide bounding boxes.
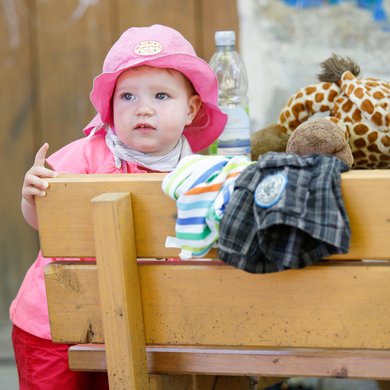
[37,171,390,389]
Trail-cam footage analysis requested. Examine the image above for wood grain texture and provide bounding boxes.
[46,261,390,349]
[199,0,240,61]
[37,170,390,259]
[37,174,180,258]
[69,344,390,380]
[34,0,112,151]
[0,0,39,321]
[41,171,390,383]
[116,0,197,52]
[92,192,148,389]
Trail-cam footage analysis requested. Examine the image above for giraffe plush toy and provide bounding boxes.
[278,54,390,168]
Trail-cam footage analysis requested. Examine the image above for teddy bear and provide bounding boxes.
[251,118,354,168]
[251,54,390,169]
[285,118,354,168]
[250,123,290,160]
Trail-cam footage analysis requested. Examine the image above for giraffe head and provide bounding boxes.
[278,54,390,169]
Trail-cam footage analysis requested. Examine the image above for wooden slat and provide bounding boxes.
[199,0,240,61]
[69,344,106,372]
[0,0,40,321]
[35,0,112,151]
[117,0,197,56]
[92,192,148,389]
[333,170,390,260]
[68,344,390,380]
[115,0,241,64]
[37,174,179,258]
[37,170,390,259]
[45,261,390,349]
[44,262,103,343]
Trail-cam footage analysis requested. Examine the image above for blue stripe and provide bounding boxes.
[176,216,206,225]
[223,185,231,204]
[177,200,212,210]
[188,160,227,189]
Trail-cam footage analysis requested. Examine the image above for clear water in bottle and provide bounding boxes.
[209,30,251,157]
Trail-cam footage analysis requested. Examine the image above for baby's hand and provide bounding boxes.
[22,143,58,206]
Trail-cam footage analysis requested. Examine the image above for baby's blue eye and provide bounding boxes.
[155,92,169,100]
[121,93,134,101]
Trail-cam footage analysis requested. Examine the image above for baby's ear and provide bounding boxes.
[186,95,202,125]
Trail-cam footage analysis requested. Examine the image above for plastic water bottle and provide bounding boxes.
[209,30,251,157]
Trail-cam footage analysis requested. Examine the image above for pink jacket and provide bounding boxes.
[10,134,158,339]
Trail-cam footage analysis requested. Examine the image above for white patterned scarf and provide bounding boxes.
[104,127,193,172]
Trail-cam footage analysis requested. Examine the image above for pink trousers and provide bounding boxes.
[12,325,109,390]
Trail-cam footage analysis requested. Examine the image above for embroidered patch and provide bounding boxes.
[134,40,163,56]
[254,173,287,208]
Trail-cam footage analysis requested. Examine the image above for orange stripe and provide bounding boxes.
[187,183,222,194]
[227,171,241,179]
[185,171,242,195]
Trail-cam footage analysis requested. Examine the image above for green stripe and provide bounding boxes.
[163,156,207,196]
[181,243,213,256]
[177,226,212,240]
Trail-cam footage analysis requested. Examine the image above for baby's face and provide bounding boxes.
[112,66,200,156]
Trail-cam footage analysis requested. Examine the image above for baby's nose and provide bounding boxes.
[135,102,154,116]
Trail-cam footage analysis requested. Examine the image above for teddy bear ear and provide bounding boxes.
[250,124,290,161]
[339,71,390,131]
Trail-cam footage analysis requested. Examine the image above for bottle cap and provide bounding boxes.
[215,31,236,46]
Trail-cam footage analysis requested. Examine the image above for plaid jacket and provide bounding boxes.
[218,152,351,274]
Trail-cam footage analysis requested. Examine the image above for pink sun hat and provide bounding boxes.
[83,24,227,152]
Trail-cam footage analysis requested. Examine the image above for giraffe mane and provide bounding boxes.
[317,53,360,83]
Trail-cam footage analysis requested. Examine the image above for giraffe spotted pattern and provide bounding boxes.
[279,71,390,168]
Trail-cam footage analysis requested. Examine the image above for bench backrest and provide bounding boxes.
[38,171,390,388]
[38,171,390,259]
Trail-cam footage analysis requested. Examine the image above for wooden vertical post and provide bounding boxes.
[92,192,149,389]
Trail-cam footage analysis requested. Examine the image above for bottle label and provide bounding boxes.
[216,105,251,156]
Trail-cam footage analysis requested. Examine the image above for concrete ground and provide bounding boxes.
[285,377,381,389]
[0,320,18,389]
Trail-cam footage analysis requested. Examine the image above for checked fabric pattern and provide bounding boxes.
[218,152,351,273]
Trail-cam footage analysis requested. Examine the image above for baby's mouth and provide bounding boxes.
[134,123,156,131]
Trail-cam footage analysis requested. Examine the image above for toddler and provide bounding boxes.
[11,24,226,389]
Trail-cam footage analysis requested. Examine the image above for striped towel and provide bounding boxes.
[162,154,254,258]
